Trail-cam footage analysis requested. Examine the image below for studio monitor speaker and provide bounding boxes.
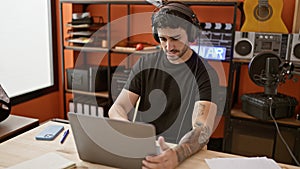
[289,33,300,63]
[233,31,255,59]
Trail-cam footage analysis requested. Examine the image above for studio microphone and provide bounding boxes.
[264,57,279,95]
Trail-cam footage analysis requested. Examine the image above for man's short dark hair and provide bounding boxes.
[151,2,200,42]
[152,7,191,31]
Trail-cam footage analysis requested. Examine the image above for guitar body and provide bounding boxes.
[241,0,288,33]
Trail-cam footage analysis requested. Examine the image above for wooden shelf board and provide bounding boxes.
[231,105,300,127]
[64,46,109,52]
[65,89,109,98]
[60,0,240,4]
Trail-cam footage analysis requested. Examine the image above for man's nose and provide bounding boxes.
[165,40,174,51]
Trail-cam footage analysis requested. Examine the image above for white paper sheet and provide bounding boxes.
[205,157,281,169]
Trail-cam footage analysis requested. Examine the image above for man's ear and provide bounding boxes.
[152,26,160,43]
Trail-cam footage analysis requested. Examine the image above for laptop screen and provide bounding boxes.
[68,112,158,169]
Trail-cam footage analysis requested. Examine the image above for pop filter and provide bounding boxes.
[248,52,281,95]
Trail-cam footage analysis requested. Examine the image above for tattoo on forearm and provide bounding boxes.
[174,125,211,164]
[192,103,206,127]
[198,104,205,116]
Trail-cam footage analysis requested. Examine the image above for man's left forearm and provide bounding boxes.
[173,124,211,164]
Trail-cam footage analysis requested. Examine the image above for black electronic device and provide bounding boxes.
[241,52,298,120]
[254,33,289,61]
[234,31,255,59]
[289,33,300,63]
[0,85,10,122]
[233,32,289,60]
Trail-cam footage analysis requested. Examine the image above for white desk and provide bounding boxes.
[0,120,298,169]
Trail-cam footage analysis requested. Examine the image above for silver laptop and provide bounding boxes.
[68,112,158,169]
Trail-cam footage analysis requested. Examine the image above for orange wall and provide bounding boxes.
[12,92,62,122]
[11,0,299,126]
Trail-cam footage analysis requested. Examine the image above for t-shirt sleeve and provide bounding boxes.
[123,58,142,95]
[196,60,220,102]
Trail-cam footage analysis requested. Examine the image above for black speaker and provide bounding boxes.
[233,31,255,59]
[289,33,300,63]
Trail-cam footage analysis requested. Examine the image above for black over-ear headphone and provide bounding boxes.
[152,2,201,43]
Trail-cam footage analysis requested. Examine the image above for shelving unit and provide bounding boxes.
[59,0,241,135]
[59,0,161,118]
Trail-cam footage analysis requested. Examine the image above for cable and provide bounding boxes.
[268,97,300,166]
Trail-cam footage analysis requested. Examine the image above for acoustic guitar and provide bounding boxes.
[241,0,288,33]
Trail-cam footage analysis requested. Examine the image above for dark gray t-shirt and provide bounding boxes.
[124,50,218,143]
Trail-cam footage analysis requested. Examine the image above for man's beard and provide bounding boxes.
[165,45,189,62]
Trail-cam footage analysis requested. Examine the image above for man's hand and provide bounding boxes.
[142,136,179,169]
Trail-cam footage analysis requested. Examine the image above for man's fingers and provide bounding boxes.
[158,136,169,151]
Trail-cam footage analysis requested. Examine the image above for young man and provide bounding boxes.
[109,2,219,168]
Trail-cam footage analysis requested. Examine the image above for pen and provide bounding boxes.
[132,97,141,123]
[60,129,69,144]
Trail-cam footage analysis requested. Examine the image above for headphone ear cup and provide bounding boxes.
[152,26,160,43]
[188,24,199,42]
[188,26,195,42]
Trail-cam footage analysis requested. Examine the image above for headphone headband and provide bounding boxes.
[151,1,201,43]
[160,2,195,19]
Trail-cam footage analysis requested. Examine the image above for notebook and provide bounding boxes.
[68,112,158,169]
[7,152,76,169]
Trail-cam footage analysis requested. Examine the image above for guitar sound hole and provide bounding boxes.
[254,5,273,21]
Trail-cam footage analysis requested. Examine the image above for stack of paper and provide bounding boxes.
[7,152,76,169]
[205,157,281,169]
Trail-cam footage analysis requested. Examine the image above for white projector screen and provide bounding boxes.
[0,0,56,103]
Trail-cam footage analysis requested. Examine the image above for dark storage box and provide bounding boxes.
[111,69,130,99]
[67,68,89,91]
[89,66,118,92]
[241,93,298,120]
[67,66,120,92]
